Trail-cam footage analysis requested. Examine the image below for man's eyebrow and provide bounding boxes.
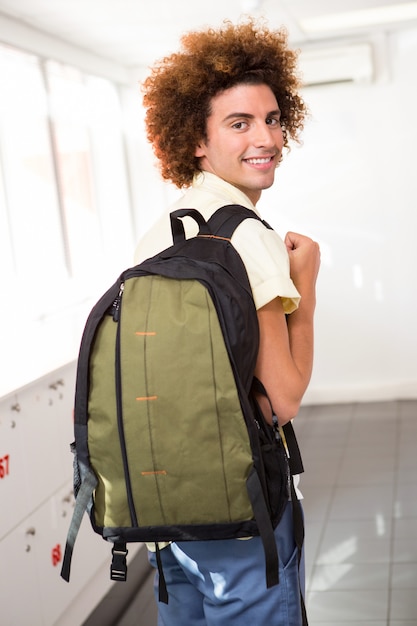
[222,109,281,122]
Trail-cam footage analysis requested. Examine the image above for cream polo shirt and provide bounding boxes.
[134,171,300,312]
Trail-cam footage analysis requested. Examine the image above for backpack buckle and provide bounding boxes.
[110,544,128,581]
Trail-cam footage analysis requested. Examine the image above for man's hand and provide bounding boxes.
[284,232,321,303]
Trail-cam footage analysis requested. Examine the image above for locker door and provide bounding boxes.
[20,377,74,512]
[33,483,111,625]
[0,363,76,541]
[0,517,43,626]
[0,400,29,539]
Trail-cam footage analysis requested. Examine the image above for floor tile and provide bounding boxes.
[343,444,396,461]
[301,446,345,468]
[398,428,417,446]
[337,454,396,486]
[309,404,354,420]
[352,400,399,419]
[394,518,417,539]
[397,462,417,484]
[397,445,417,463]
[309,562,389,591]
[398,420,417,436]
[301,486,334,522]
[306,589,388,621]
[316,534,391,565]
[391,563,417,588]
[350,424,396,439]
[398,400,417,418]
[337,467,396,487]
[394,484,417,518]
[328,485,394,521]
[305,521,322,561]
[390,589,417,619]
[392,538,417,563]
[304,422,351,442]
[322,518,392,541]
[397,445,417,466]
[301,462,342,488]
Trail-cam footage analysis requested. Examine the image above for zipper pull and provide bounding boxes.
[272,415,281,441]
[112,283,125,321]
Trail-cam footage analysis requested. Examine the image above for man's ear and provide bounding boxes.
[194,141,206,158]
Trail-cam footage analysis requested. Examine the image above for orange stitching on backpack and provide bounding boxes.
[136,395,158,401]
[135,331,156,336]
[141,470,167,476]
[197,234,231,242]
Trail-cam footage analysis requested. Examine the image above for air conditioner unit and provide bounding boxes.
[299,42,374,87]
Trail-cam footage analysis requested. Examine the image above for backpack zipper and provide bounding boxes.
[114,282,138,526]
[112,283,125,321]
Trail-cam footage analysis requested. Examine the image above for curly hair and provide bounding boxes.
[142,19,307,188]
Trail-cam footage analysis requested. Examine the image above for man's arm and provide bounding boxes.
[254,232,320,425]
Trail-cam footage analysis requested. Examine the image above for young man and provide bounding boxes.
[135,19,320,625]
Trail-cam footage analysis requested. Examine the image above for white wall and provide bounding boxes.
[256,28,417,404]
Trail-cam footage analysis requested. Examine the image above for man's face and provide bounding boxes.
[195,83,284,205]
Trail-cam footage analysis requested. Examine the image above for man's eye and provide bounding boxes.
[232,121,247,130]
[266,117,280,126]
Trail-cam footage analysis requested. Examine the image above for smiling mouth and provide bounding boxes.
[244,156,275,165]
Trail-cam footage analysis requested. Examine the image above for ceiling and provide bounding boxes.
[0,0,416,69]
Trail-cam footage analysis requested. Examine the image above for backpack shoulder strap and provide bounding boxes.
[282,421,304,475]
[208,204,273,239]
[168,204,272,247]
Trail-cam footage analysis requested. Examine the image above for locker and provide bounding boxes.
[0,516,44,626]
[31,482,111,625]
[20,374,75,512]
[0,401,30,539]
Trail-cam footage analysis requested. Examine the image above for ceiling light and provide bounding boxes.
[300,2,417,33]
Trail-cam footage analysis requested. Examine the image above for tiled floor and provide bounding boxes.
[109,400,417,625]
[296,400,417,625]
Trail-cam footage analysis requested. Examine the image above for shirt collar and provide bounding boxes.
[192,171,261,217]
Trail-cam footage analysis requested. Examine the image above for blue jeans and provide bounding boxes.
[148,502,305,625]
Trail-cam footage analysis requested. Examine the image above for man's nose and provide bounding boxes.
[253,123,276,148]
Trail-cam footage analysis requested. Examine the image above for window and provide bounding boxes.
[0,47,66,285]
[0,44,133,396]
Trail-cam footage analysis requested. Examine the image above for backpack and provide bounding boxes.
[60,204,305,607]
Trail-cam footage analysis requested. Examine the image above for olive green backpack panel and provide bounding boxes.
[88,315,131,527]
[90,274,254,528]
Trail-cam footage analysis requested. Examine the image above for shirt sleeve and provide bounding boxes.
[231,218,300,313]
